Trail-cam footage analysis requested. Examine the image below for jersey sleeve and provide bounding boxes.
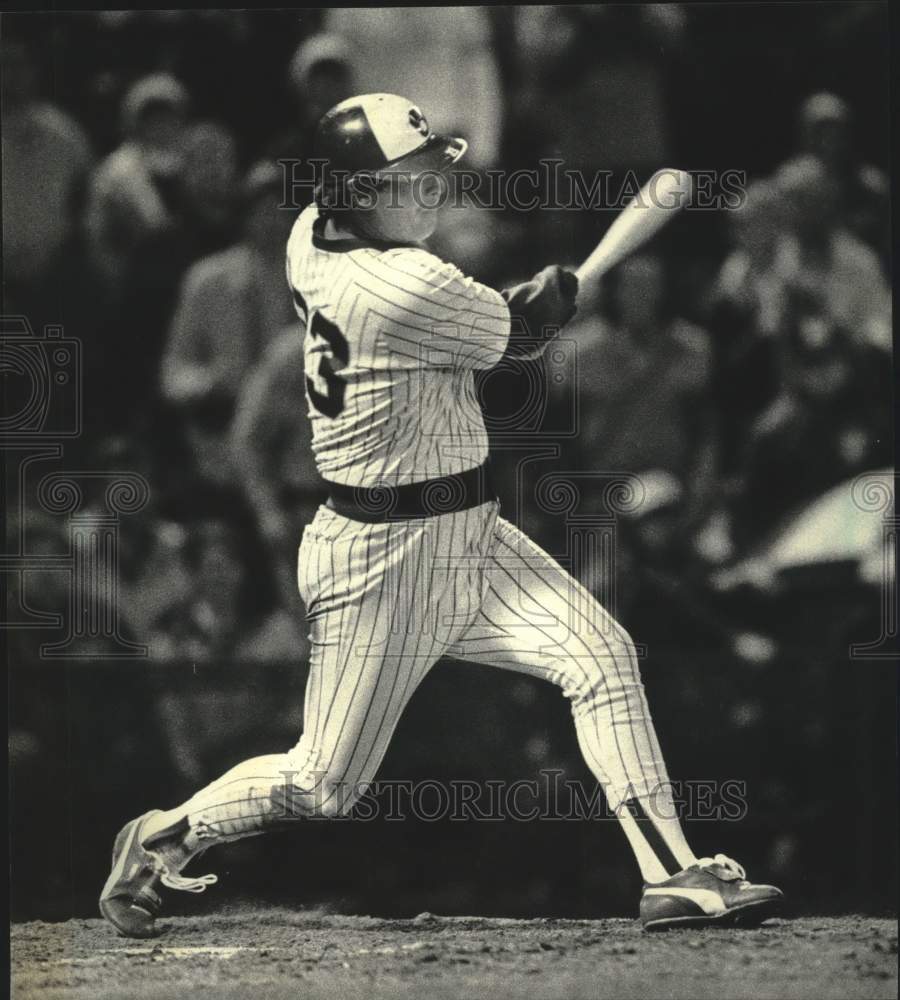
[354,248,511,370]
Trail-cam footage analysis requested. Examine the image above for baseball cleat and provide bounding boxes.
[99,810,217,938]
[640,853,783,931]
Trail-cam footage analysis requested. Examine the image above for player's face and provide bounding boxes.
[357,168,446,243]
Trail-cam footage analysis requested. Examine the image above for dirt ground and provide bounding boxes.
[11,909,897,1000]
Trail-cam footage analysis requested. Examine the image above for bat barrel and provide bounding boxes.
[575,169,692,289]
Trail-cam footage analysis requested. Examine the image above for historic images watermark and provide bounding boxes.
[279,160,747,214]
[271,770,749,823]
[849,470,897,661]
[1,315,150,658]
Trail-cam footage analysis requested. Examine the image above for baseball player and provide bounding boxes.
[101,94,783,936]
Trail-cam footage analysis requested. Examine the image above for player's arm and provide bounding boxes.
[499,265,579,362]
[363,250,512,370]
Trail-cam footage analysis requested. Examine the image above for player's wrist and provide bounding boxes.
[499,264,578,362]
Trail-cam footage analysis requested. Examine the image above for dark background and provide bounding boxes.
[4,4,896,922]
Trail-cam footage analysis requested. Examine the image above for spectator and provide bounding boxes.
[288,33,354,126]
[785,92,889,266]
[5,510,74,664]
[110,121,241,438]
[178,121,241,253]
[507,5,686,263]
[231,326,323,613]
[613,471,779,667]
[85,73,190,291]
[121,520,194,661]
[7,502,159,662]
[772,155,891,353]
[511,5,682,175]
[728,296,892,549]
[711,180,789,337]
[1,36,94,321]
[277,33,355,151]
[125,119,240,321]
[325,7,503,167]
[707,180,788,473]
[148,518,307,663]
[556,255,717,527]
[267,33,356,205]
[160,161,297,495]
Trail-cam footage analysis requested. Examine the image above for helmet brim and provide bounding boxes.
[317,132,468,213]
[375,132,468,179]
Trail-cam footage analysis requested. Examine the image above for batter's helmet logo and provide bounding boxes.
[409,107,429,137]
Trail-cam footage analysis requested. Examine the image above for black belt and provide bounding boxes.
[325,461,497,523]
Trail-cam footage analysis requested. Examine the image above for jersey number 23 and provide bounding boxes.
[295,288,348,418]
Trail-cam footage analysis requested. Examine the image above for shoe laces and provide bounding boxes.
[697,853,747,882]
[155,863,218,894]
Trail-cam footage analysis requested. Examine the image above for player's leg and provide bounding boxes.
[447,516,782,926]
[447,516,692,881]
[149,511,461,845]
[101,504,490,936]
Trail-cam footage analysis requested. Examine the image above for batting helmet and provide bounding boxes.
[313,93,467,210]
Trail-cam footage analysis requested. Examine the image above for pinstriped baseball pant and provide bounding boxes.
[179,500,671,842]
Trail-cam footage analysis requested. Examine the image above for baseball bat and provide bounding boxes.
[575,169,692,294]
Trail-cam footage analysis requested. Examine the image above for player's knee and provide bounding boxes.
[565,624,641,705]
[610,623,639,672]
[591,622,639,677]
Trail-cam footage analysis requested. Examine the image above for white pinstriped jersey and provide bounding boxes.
[285,205,511,487]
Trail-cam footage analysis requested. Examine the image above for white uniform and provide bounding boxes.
[286,204,509,485]
[176,206,671,840]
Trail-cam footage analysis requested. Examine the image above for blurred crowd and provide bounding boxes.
[2,7,892,674]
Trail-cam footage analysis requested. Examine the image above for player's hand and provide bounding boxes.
[505,265,579,327]
[550,266,580,310]
[501,265,579,359]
